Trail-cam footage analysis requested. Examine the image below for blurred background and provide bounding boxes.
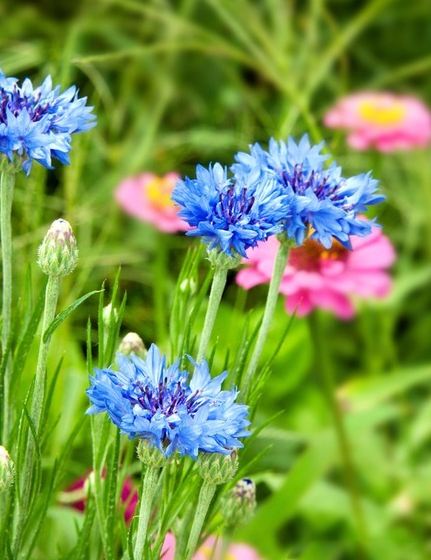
[2,0,431,558]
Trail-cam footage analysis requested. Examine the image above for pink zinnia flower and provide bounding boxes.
[160,534,264,560]
[64,472,138,524]
[324,92,431,152]
[236,223,395,319]
[115,172,188,233]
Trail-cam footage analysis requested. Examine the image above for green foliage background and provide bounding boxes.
[1,0,431,558]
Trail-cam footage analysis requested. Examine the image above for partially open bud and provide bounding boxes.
[119,332,147,359]
[0,446,15,494]
[102,303,118,330]
[37,219,78,277]
[137,440,171,469]
[197,451,239,485]
[223,478,256,529]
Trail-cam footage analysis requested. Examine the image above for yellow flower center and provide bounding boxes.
[145,176,176,210]
[358,99,406,126]
[200,545,235,560]
[290,238,348,271]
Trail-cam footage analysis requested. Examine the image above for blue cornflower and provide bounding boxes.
[0,69,96,174]
[171,162,287,258]
[232,135,385,249]
[86,344,250,459]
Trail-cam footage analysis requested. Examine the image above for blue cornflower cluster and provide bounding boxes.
[173,135,384,255]
[86,344,250,459]
[172,162,287,257]
[0,69,96,174]
[233,135,385,249]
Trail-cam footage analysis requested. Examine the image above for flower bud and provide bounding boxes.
[119,332,147,359]
[137,440,171,469]
[37,219,78,277]
[179,278,197,296]
[197,451,238,485]
[0,446,15,494]
[207,249,242,271]
[102,303,118,330]
[223,478,256,529]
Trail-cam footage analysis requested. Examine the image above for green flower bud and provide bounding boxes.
[137,440,171,469]
[223,478,256,529]
[102,303,118,330]
[197,451,239,485]
[0,446,15,494]
[37,219,78,277]
[179,278,197,296]
[119,332,147,359]
[207,249,242,271]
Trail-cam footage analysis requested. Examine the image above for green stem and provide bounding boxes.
[31,275,60,432]
[13,274,61,555]
[242,242,290,399]
[308,313,368,548]
[1,168,15,442]
[197,267,228,362]
[184,480,216,560]
[133,465,159,560]
[219,534,232,560]
[153,232,168,344]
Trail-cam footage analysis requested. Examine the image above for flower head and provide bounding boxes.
[232,135,385,249]
[324,92,431,152]
[37,218,78,277]
[118,332,147,359]
[0,69,96,174]
[172,163,286,258]
[86,344,250,459]
[236,220,395,319]
[115,172,188,233]
[223,478,256,529]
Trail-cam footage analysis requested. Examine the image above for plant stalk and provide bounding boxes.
[197,266,228,362]
[1,168,16,442]
[184,480,216,560]
[242,242,290,399]
[13,274,60,555]
[133,465,159,560]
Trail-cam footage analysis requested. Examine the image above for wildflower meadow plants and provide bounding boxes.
[0,59,402,560]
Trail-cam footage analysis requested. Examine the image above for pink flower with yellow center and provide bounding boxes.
[115,172,189,233]
[236,221,395,319]
[324,92,431,152]
[160,534,264,560]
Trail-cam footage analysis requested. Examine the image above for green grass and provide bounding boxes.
[1,1,431,558]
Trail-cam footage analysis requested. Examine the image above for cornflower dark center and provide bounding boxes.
[281,164,342,202]
[216,185,255,224]
[0,86,51,124]
[135,379,202,416]
[289,237,348,271]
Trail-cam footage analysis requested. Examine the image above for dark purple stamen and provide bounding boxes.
[0,85,52,125]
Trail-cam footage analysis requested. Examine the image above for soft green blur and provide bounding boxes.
[1,1,431,558]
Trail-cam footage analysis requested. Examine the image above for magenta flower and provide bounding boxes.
[65,471,138,524]
[160,534,264,560]
[236,221,395,319]
[324,92,431,152]
[115,172,189,233]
